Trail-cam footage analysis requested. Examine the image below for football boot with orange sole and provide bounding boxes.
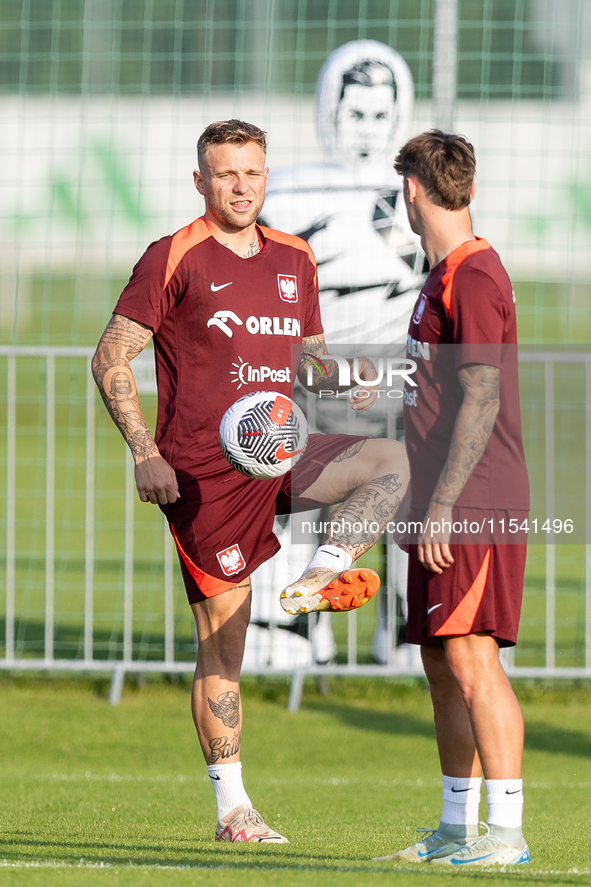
[280,568,380,615]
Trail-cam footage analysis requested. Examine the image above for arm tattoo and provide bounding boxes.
[207,691,240,728]
[298,334,352,392]
[92,315,158,462]
[207,732,241,764]
[432,364,501,507]
[333,440,366,463]
[98,314,153,359]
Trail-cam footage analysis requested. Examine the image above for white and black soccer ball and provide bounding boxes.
[220,391,308,480]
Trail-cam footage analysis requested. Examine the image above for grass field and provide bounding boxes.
[0,278,591,884]
[1,675,591,885]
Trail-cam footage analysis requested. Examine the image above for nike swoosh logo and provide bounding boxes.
[451,852,496,865]
[211,282,233,292]
[209,774,221,781]
[427,603,442,615]
[275,442,305,461]
[505,789,521,794]
[417,848,443,858]
[451,787,471,793]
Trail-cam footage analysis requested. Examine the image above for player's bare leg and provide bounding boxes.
[442,633,523,779]
[280,439,409,614]
[376,640,521,865]
[421,645,482,777]
[191,580,288,843]
[191,582,251,765]
[396,634,527,865]
[422,633,528,865]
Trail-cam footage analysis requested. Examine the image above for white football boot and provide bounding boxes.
[373,823,479,863]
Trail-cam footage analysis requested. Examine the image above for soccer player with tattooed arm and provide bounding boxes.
[374,130,531,867]
[92,119,409,844]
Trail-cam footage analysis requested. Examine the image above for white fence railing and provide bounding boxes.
[1,346,590,710]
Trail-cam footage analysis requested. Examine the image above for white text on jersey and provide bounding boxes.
[230,358,291,390]
[407,335,430,360]
[207,310,302,339]
[404,388,418,407]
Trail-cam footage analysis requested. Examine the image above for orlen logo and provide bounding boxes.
[216,544,246,576]
[207,311,301,339]
[278,274,298,303]
[207,310,242,338]
[230,358,291,391]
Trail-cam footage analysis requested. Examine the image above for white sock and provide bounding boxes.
[441,775,482,825]
[207,762,251,821]
[485,778,523,829]
[305,544,352,574]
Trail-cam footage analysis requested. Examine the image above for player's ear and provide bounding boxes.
[469,181,476,202]
[406,176,419,202]
[194,169,205,195]
[263,167,269,185]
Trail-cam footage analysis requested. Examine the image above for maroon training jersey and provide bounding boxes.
[114,217,322,475]
[403,237,529,510]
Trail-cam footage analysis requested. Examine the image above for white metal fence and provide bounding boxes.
[1,345,590,710]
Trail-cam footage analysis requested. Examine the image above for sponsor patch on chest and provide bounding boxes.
[412,293,428,325]
[277,274,298,303]
[216,544,246,577]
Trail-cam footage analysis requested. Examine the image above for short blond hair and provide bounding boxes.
[197,119,267,167]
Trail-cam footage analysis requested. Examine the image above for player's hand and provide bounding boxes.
[418,501,454,573]
[349,356,379,410]
[134,455,180,505]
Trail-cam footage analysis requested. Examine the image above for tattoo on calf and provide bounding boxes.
[207,691,240,728]
[208,732,241,764]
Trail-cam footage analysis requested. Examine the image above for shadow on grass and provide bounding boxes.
[0,833,580,882]
[305,700,591,761]
[523,720,591,759]
[305,700,436,740]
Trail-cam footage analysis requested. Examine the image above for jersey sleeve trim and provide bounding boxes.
[259,225,318,290]
[441,237,491,318]
[164,217,210,290]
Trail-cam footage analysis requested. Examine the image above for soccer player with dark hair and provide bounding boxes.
[92,119,409,844]
[375,130,531,866]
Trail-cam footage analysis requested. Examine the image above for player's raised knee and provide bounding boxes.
[358,438,409,484]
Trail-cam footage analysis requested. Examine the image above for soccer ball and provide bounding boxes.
[220,391,308,480]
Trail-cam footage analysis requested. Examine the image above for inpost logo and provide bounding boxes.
[230,357,291,391]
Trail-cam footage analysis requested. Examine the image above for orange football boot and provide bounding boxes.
[280,568,380,615]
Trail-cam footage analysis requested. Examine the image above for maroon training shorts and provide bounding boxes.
[161,433,366,604]
[405,507,528,648]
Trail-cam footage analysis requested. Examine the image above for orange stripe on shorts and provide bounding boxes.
[434,548,491,636]
[170,525,238,598]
